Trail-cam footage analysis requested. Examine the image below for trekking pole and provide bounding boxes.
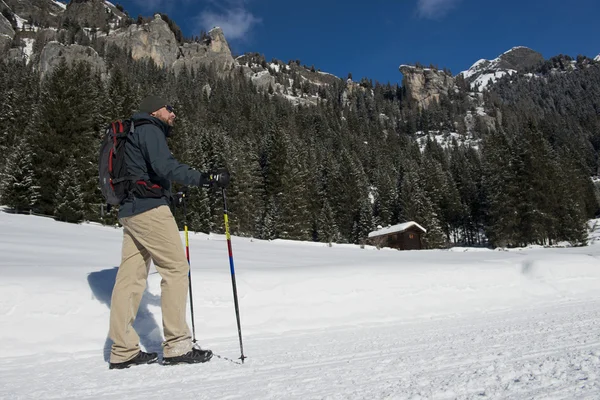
[221,188,246,363]
[180,189,199,346]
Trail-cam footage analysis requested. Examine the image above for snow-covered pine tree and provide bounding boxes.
[279,135,311,241]
[0,138,39,213]
[54,157,84,223]
[316,199,343,245]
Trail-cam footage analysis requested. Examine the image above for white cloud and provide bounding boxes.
[417,0,461,19]
[128,0,261,42]
[198,7,261,41]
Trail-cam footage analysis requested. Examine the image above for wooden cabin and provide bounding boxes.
[367,222,427,250]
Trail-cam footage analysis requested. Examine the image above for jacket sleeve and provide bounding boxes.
[139,126,211,187]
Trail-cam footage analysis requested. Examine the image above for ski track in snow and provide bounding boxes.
[1,300,599,399]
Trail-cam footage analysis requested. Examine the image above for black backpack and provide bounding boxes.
[98,120,135,206]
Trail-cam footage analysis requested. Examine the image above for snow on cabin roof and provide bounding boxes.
[368,222,427,238]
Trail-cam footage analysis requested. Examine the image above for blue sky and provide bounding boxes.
[115,0,600,84]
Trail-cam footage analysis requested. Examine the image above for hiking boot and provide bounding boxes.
[109,351,158,369]
[163,348,213,366]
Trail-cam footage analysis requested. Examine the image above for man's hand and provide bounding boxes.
[209,168,230,188]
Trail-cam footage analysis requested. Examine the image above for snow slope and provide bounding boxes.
[1,212,600,399]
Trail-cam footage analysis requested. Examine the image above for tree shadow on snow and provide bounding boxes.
[87,267,164,362]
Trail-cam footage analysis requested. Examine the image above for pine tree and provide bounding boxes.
[259,196,280,240]
[355,196,374,245]
[317,200,343,244]
[279,136,311,240]
[54,157,84,223]
[0,138,39,212]
[481,130,519,247]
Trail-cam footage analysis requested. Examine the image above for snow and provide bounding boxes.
[52,0,67,10]
[103,0,122,19]
[368,221,427,238]
[416,130,481,151]
[459,47,530,90]
[399,64,431,71]
[2,211,600,398]
[21,38,34,63]
[317,70,336,78]
[472,70,516,91]
[268,62,280,73]
[502,45,530,55]
[251,70,269,79]
[595,54,600,62]
[460,59,488,79]
[587,218,600,245]
[476,106,487,116]
[13,14,26,30]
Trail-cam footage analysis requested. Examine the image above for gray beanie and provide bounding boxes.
[139,95,168,114]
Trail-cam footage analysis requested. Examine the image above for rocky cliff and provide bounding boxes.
[39,41,106,79]
[0,12,14,38]
[3,0,64,28]
[104,14,178,68]
[104,15,234,72]
[64,0,112,30]
[173,27,234,74]
[399,65,455,108]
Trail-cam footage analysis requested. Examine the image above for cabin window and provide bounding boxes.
[409,234,415,239]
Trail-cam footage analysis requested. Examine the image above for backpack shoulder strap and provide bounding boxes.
[130,119,152,132]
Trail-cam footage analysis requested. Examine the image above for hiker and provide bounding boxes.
[108,95,229,369]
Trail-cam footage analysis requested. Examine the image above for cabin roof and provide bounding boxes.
[367,221,427,238]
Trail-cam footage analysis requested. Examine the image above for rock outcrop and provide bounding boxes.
[0,12,14,38]
[105,14,179,69]
[399,65,455,109]
[249,70,275,91]
[172,27,234,74]
[3,0,64,28]
[39,41,106,79]
[64,0,114,30]
[0,34,12,54]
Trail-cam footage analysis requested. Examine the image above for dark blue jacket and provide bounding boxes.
[118,113,208,219]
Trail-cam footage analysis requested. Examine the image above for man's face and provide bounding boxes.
[152,105,176,127]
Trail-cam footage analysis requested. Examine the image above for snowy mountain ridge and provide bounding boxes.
[459,46,544,91]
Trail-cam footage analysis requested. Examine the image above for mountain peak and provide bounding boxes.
[459,46,543,91]
[496,46,543,70]
[595,54,600,62]
[502,46,532,55]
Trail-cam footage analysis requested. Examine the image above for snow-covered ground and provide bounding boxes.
[472,70,516,91]
[416,130,481,151]
[1,211,600,399]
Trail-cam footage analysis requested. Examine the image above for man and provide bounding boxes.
[108,95,229,369]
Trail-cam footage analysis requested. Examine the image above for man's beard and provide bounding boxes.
[158,114,175,127]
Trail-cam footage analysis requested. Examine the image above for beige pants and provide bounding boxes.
[109,205,192,363]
